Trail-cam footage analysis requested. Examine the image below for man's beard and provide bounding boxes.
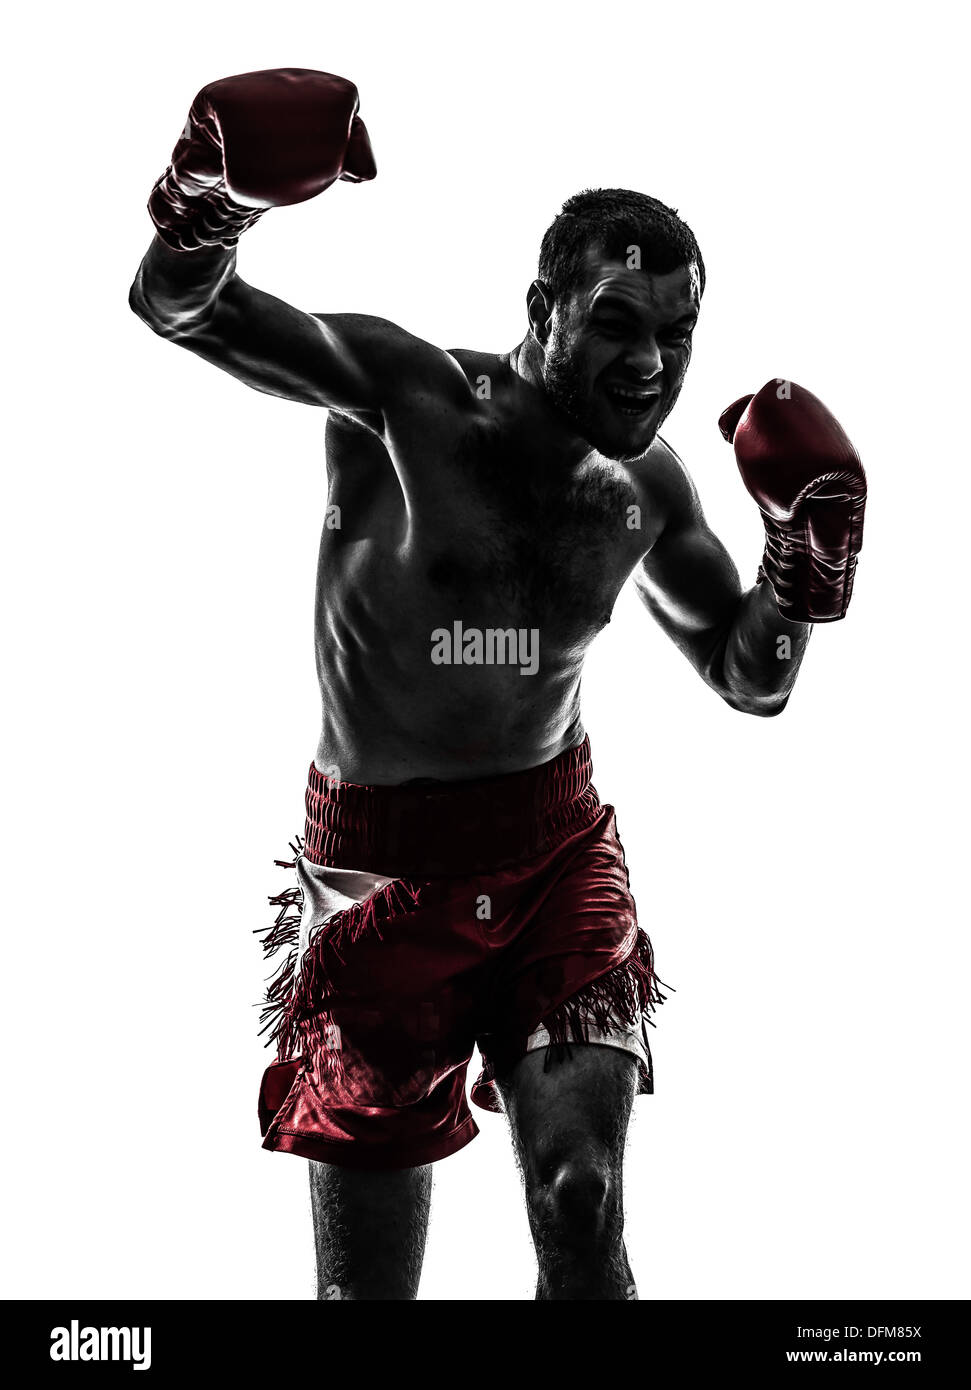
[542,335,670,463]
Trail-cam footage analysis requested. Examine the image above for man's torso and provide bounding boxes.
[313,350,682,783]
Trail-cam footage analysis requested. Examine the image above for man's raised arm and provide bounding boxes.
[128,67,469,422]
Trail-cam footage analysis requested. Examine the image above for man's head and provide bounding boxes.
[529,189,704,461]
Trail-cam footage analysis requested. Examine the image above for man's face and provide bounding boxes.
[536,249,701,461]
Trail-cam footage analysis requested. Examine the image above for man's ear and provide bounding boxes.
[526,279,554,346]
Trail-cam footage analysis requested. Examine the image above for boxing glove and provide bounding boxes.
[148,67,376,252]
[719,380,866,622]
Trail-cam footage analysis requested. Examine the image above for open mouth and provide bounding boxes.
[603,384,662,418]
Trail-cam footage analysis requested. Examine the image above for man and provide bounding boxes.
[130,68,866,1301]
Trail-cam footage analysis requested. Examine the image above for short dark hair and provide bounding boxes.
[538,188,705,303]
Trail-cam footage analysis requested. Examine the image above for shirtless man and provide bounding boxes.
[130,68,866,1300]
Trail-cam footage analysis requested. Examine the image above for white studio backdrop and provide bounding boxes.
[2,0,968,1299]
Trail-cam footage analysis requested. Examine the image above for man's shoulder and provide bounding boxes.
[641,432,688,474]
[627,434,703,532]
[307,313,480,417]
[447,349,514,397]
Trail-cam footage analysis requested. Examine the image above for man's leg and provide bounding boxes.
[497,1045,639,1300]
[309,1161,432,1300]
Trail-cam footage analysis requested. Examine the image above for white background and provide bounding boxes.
[3,0,968,1300]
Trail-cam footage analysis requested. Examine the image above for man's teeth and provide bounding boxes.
[607,386,659,413]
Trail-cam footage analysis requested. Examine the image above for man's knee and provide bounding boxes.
[527,1146,617,1241]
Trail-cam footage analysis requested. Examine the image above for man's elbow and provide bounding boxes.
[128,280,191,342]
[721,688,790,717]
[704,655,790,717]
[129,277,161,331]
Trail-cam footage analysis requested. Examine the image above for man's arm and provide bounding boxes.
[129,67,473,429]
[633,441,810,716]
[129,234,472,424]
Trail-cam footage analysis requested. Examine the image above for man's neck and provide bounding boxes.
[507,335,545,389]
[506,336,603,469]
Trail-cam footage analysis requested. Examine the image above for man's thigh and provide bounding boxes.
[496,1043,639,1180]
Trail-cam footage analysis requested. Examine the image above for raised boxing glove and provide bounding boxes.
[719,380,866,623]
[148,67,376,252]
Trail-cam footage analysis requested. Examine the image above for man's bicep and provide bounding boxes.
[165,278,468,418]
[633,502,743,676]
[310,312,477,429]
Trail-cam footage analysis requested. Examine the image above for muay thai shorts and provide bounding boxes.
[257,736,667,1169]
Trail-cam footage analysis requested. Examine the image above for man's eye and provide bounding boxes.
[662,329,692,345]
[594,319,628,335]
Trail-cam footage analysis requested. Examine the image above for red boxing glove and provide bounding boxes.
[719,380,866,622]
[148,67,376,252]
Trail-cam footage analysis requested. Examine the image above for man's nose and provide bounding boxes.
[623,338,664,380]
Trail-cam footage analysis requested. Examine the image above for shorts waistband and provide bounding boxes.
[302,736,598,876]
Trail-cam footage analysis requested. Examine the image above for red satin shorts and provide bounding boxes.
[257,737,666,1170]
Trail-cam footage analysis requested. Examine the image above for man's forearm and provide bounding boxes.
[714,579,811,715]
[129,235,237,333]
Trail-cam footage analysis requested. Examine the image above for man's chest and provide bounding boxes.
[326,405,667,639]
[417,441,659,635]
